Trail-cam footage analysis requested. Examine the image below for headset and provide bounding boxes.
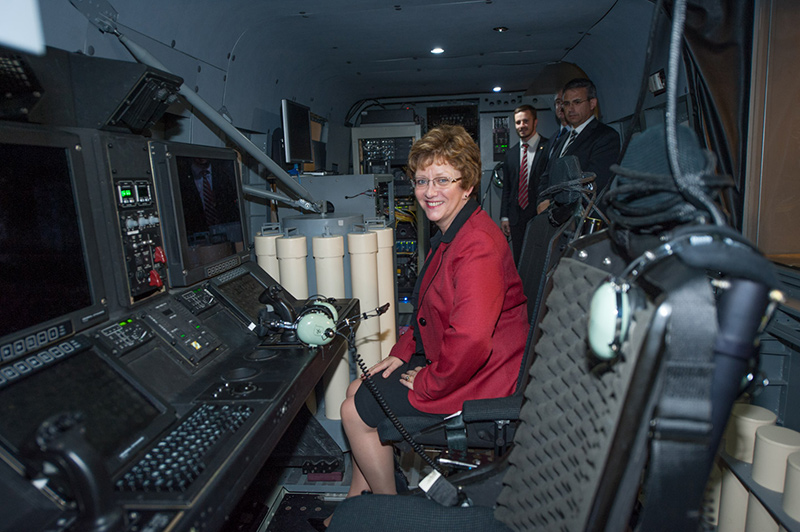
[294,300,338,347]
[257,286,338,347]
[587,224,780,361]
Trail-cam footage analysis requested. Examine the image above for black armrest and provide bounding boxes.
[461,395,524,423]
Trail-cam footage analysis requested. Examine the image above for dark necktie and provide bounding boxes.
[560,129,578,157]
[202,171,219,225]
[550,127,566,157]
[518,143,530,210]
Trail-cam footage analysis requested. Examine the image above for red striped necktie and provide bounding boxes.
[518,143,530,210]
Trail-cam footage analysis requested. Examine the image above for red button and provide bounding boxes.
[153,246,166,263]
[149,270,163,288]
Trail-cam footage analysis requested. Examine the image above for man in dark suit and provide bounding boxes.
[549,89,571,158]
[178,156,242,238]
[537,78,620,214]
[500,104,549,264]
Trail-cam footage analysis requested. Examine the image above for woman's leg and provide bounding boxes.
[341,379,397,498]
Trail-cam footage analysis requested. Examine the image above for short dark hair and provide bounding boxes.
[563,78,597,101]
[407,124,481,191]
[513,104,537,119]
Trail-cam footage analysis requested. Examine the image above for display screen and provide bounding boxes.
[0,351,163,462]
[174,154,246,271]
[213,272,267,325]
[0,143,93,339]
[281,99,314,164]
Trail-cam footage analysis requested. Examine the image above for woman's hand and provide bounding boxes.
[400,366,425,390]
[363,355,404,379]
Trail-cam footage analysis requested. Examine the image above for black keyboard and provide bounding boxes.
[115,403,253,493]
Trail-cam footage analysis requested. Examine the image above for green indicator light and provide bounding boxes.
[119,322,126,326]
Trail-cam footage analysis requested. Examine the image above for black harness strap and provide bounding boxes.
[638,271,717,530]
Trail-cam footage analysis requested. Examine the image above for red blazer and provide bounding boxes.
[390,207,529,414]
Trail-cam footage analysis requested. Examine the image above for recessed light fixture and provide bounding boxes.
[493,86,502,92]
[493,26,509,32]
[431,47,444,54]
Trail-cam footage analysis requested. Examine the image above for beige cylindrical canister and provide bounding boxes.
[370,225,397,358]
[348,231,381,367]
[744,492,779,532]
[717,466,749,532]
[313,234,346,299]
[782,451,800,522]
[313,234,348,420]
[752,425,800,492]
[277,234,309,300]
[724,403,777,463]
[254,232,281,282]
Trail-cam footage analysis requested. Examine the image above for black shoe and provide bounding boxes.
[308,517,328,531]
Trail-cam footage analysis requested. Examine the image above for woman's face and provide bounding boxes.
[414,160,474,234]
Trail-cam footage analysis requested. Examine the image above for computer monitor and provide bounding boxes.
[0,124,108,360]
[0,347,174,475]
[150,141,250,287]
[281,99,314,164]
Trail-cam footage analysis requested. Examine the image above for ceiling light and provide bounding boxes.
[493,86,502,92]
[431,47,444,54]
[493,26,509,32]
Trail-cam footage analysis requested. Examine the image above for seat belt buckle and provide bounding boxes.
[419,470,472,507]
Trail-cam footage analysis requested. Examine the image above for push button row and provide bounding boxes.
[0,338,84,388]
[1,323,70,362]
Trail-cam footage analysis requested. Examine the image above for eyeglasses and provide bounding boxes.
[561,98,590,108]
[412,177,462,188]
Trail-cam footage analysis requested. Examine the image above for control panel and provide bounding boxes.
[94,317,154,357]
[140,299,222,370]
[104,138,167,303]
[492,115,510,162]
[358,137,414,174]
[176,286,217,315]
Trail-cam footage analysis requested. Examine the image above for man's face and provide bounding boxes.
[554,92,565,124]
[562,87,597,127]
[514,110,537,142]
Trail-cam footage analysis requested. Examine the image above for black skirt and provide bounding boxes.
[353,353,448,428]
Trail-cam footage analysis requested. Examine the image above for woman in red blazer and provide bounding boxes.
[335,124,528,512]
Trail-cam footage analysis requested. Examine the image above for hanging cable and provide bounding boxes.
[665,0,727,226]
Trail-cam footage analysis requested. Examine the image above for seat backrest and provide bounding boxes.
[517,213,571,323]
[512,214,574,394]
[494,234,658,531]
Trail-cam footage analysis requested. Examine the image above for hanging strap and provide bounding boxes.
[637,271,717,531]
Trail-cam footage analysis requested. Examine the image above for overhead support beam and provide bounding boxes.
[69,0,320,213]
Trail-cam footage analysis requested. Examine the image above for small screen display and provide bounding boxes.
[0,351,162,461]
[282,99,314,164]
[215,273,267,324]
[174,155,245,270]
[0,143,93,339]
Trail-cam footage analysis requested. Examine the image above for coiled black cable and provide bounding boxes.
[337,329,445,476]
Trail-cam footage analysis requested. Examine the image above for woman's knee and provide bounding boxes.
[340,394,358,424]
[345,378,362,398]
